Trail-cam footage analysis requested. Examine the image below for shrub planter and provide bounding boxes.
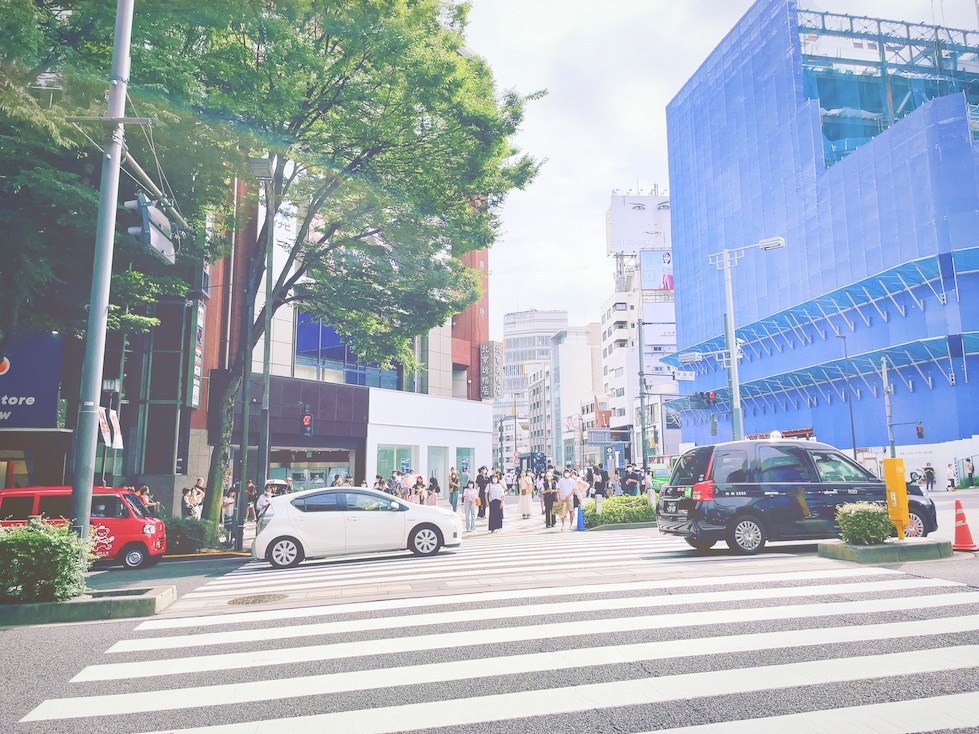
[0,585,177,626]
[818,538,953,564]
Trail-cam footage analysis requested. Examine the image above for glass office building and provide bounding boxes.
[665,0,979,452]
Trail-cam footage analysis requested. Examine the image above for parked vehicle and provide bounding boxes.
[0,486,167,568]
[657,440,938,554]
[254,486,463,568]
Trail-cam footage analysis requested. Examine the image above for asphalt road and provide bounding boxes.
[3,520,979,733]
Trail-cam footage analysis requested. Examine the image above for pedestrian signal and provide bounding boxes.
[916,423,924,440]
[302,413,314,438]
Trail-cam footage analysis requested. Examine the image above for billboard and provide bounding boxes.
[606,194,671,255]
[640,248,674,291]
[479,341,503,399]
[0,333,64,428]
[640,301,677,346]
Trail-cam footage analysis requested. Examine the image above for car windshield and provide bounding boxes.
[122,492,150,518]
[670,447,713,486]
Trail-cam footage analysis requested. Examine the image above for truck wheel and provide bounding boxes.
[121,544,149,569]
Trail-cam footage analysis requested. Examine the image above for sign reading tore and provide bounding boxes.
[0,333,65,428]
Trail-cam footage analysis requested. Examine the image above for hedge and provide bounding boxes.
[836,502,892,545]
[0,520,92,602]
[582,495,656,529]
[163,517,222,554]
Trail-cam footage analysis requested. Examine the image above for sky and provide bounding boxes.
[463,0,979,339]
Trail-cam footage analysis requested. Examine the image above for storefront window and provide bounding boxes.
[427,446,448,486]
[377,444,418,477]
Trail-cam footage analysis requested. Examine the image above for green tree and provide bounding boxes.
[185,0,541,520]
[1,1,540,526]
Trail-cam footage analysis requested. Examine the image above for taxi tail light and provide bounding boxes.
[691,480,714,502]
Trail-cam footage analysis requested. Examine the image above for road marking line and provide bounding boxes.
[645,691,979,733]
[77,591,979,681]
[124,646,979,733]
[25,617,979,722]
[212,538,685,583]
[110,578,956,653]
[138,567,899,630]
[183,553,800,599]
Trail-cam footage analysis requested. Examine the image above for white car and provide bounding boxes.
[253,487,463,568]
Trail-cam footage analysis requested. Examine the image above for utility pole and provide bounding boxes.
[70,0,136,552]
[881,357,896,458]
[254,158,276,489]
[638,313,649,470]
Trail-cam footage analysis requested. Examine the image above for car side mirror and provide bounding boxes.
[909,471,920,482]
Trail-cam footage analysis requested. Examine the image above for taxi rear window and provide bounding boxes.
[670,447,713,486]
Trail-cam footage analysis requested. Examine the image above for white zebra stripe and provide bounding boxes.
[137,566,900,631]
[24,615,979,722]
[75,590,979,681]
[110,577,956,653]
[130,646,979,733]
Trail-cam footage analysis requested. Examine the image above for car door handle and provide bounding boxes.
[822,490,838,495]
[763,491,780,496]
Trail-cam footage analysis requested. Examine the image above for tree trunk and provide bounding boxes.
[202,366,241,522]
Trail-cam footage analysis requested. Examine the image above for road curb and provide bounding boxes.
[162,551,251,561]
[817,538,953,564]
[587,521,659,531]
[0,585,176,626]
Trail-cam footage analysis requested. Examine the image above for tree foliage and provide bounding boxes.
[1,0,541,520]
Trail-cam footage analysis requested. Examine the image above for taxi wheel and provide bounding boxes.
[904,509,928,538]
[267,536,304,568]
[685,538,717,552]
[121,544,148,570]
[726,515,767,555]
[409,524,443,556]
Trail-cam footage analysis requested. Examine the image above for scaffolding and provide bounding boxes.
[798,8,979,164]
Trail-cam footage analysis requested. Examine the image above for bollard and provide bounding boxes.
[883,458,909,540]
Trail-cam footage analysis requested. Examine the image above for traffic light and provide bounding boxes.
[693,391,718,408]
[301,412,314,438]
[916,423,924,440]
[124,191,176,265]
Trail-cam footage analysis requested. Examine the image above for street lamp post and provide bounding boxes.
[70,0,136,550]
[707,237,784,441]
[837,334,858,460]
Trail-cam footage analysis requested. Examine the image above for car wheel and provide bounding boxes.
[726,515,767,555]
[904,508,928,538]
[121,544,148,570]
[409,524,443,556]
[685,538,717,552]
[267,536,304,568]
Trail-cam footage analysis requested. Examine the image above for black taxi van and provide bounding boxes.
[656,439,938,554]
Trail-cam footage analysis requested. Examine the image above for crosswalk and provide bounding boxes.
[18,531,979,733]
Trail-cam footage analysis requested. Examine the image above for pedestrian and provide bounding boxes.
[448,467,460,512]
[946,463,956,491]
[409,481,423,504]
[592,464,608,515]
[535,472,545,515]
[517,469,534,519]
[923,463,935,493]
[136,485,160,515]
[221,490,236,534]
[542,469,558,528]
[966,458,974,487]
[487,474,504,532]
[624,464,640,496]
[505,469,515,494]
[476,466,489,518]
[462,481,478,531]
[244,480,257,521]
[427,476,440,506]
[188,479,206,519]
[556,469,577,530]
[180,488,194,518]
[256,485,273,515]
